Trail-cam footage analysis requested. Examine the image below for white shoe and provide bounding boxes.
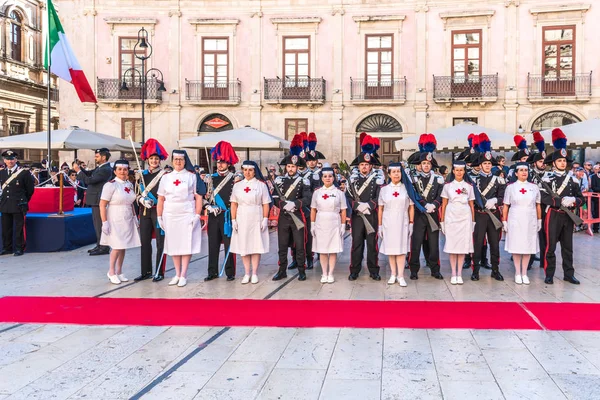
[457,276,464,285]
[321,275,328,284]
[241,275,250,284]
[177,277,187,287]
[398,277,407,287]
[107,273,121,285]
[251,274,259,284]
[327,275,334,284]
[117,274,128,282]
[515,275,523,284]
[521,275,530,285]
[450,276,458,285]
[168,276,180,286]
[387,275,397,285]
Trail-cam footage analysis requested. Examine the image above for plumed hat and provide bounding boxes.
[280,134,307,167]
[350,134,381,166]
[141,138,168,161]
[304,132,326,161]
[544,128,572,164]
[211,141,239,165]
[470,133,498,167]
[511,135,530,161]
[527,131,546,163]
[410,133,439,168]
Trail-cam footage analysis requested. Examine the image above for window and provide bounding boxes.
[10,11,22,62]
[451,30,481,80]
[531,111,580,131]
[543,26,575,80]
[119,37,146,79]
[365,35,393,98]
[9,122,26,136]
[121,118,143,142]
[202,38,229,99]
[285,119,308,141]
[283,36,310,85]
[453,117,478,126]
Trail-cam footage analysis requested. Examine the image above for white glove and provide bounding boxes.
[485,198,498,210]
[157,216,165,232]
[502,221,508,232]
[191,214,201,229]
[378,225,384,239]
[561,196,576,208]
[424,203,436,213]
[357,202,371,215]
[537,219,542,232]
[261,217,268,232]
[283,201,296,212]
[408,223,414,238]
[101,221,110,235]
[138,197,154,208]
[206,205,221,216]
[440,222,445,235]
[311,224,316,237]
[232,219,238,232]
[472,222,476,233]
[339,224,345,238]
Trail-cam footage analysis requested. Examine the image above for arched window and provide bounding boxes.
[356,113,403,165]
[356,113,403,133]
[196,114,234,169]
[10,11,22,62]
[531,111,581,131]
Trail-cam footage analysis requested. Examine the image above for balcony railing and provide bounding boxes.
[527,72,592,99]
[97,78,163,101]
[350,77,406,101]
[263,77,326,102]
[185,79,241,102]
[433,74,498,100]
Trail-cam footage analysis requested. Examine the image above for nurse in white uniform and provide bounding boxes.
[100,160,141,284]
[378,163,414,287]
[230,161,271,284]
[157,150,203,288]
[502,162,542,285]
[440,160,475,285]
[310,167,347,284]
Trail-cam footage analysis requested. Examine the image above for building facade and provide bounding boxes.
[0,0,59,163]
[56,0,598,166]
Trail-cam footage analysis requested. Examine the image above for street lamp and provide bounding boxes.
[119,27,166,145]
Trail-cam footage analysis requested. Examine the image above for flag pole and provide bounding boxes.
[46,0,52,168]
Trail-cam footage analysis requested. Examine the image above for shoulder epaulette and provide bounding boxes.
[109,179,115,183]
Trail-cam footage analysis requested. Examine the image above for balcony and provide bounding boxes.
[433,74,498,106]
[350,77,406,105]
[263,77,326,107]
[184,79,241,106]
[97,78,163,106]
[527,72,592,103]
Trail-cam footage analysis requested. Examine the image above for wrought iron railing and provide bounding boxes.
[263,77,326,101]
[350,77,407,100]
[527,72,592,98]
[97,78,163,100]
[185,79,241,101]
[433,74,498,99]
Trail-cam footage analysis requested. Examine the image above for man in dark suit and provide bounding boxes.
[0,150,35,256]
[83,148,113,255]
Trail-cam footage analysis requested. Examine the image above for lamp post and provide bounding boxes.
[119,27,166,145]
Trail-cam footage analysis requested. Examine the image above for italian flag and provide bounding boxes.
[44,0,97,103]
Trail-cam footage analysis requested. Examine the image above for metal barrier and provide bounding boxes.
[579,192,600,236]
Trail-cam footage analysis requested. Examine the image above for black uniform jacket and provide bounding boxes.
[0,168,35,213]
[83,163,113,206]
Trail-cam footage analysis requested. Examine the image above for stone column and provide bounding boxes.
[503,0,520,135]
[330,8,345,161]
[414,2,429,134]
[249,11,263,129]
[166,9,182,148]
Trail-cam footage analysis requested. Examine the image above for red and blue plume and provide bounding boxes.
[290,134,304,157]
[552,128,567,150]
[140,138,168,161]
[533,131,545,153]
[422,133,437,153]
[468,133,475,149]
[211,141,239,164]
[361,135,376,154]
[478,133,491,153]
[472,134,481,152]
[418,133,427,152]
[514,135,527,150]
[373,137,381,153]
[299,132,309,151]
[308,132,317,151]
[359,132,367,146]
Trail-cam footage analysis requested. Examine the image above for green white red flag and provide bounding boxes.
[44,0,97,103]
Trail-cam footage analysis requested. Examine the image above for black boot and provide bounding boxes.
[134,272,153,282]
[471,263,480,281]
[481,258,492,270]
[152,274,164,282]
[306,260,314,270]
[272,270,288,281]
[491,267,504,281]
[287,260,297,270]
[298,267,307,281]
[544,276,554,284]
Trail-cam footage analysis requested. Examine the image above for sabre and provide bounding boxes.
[153,250,167,279]
[424,213,440,232]
[128,135,143,172]
[265,168,305,231]
[342,171,376,235]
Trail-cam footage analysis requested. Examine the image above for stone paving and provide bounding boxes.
[0,230,599,399]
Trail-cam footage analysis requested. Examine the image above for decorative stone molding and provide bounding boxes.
[352,15,406,33]
[189,18,240,35]
[440,10,495,30]
[414,5,429,13]
[331,8,345,16]
[83,9,97,16]
[504,0,520,7]
[168,10,182,17]
[529,4,590,25]
[104,17,158,34]
[250,11,263,18]
[270,17,322,35]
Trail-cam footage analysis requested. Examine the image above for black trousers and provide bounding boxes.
[91,205,102,246]
[592,197,599,232]
[139,207,165,276]
[543,209,575,279]
[350,213,379,275]
[278,212,306,272]
[538,208,547,261]
[473,210,501,271]
[1,212,25,252]
[207,212,236,277]
[291,211,313,263]
[409,212,440,274]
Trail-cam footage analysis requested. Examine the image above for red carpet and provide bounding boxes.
[5,296,596,330]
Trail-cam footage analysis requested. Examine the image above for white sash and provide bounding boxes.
[555,175,571,196]
[480,175,497,197]
[284,177,302,198]
[141,169,166,197]
[2,169,25,191]
[422,174,436,198]
[213,172,233,197]
[356,173,376,196]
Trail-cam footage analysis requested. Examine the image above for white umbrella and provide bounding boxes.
[0,127,141,152]
[395,123,516,152]
[179,126,290,150]
[538,118,600,148]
